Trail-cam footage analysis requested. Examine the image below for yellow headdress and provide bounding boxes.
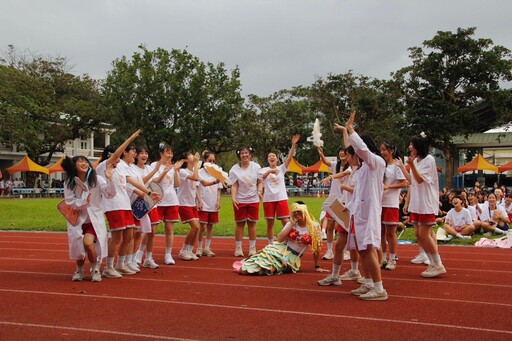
[290,202,321,254]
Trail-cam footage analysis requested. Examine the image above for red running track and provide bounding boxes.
[0,231,511,340]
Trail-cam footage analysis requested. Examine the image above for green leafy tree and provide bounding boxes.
[393,27,512,188]
[0,46,105,166]
[102,45,244,159]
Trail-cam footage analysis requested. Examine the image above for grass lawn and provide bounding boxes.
[0,195,488,246]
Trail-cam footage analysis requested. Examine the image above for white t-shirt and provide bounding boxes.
[259,164,288,202]
[408,155,439,215]
[382,164,406,208]
[229,161,261,204]
[178,168,198,207]
[467,204,484,222]
[96,160,131,212]
[479,203,508,222]
[152,162,178,206]
[446,207,473,228]
[198,168,222,212]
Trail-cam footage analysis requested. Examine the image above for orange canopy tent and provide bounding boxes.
[301,160,332,174]
[7,155,49,175]
[47,156,65,174]
[498,161,512,173]
[457,154,498,174]
[286,158,303,174]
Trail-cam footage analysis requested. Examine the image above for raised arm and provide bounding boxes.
[105,129,141,166]
[284,134,300,169]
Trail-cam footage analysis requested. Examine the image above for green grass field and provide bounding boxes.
[0,195,488,246]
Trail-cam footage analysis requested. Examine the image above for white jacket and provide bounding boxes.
[64,175,116,260]
[346,132,385,251]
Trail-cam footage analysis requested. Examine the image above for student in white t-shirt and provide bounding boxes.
[259,134,299,245]
[229,147,262,257]
[405,132,446,278]
[153,143,185,265]
[443,195,474,239]
[196,151,223,257]
[379,142,407,271]
[177,152,201,261]
[479,192,509,235]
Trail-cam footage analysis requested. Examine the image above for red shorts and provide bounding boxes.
[263,200,290,220]
[233,202,259,222]
[105,210,135,230]
[134,218,141,228]
[382,207,399,225]
[325,211,335,221]
[336,222,349,234]
[199,211,219,225]
[158,205,179,223]
[82,223,97,239]
[410,212,437,226]
[179,206,199,223]
[148,208,161,224]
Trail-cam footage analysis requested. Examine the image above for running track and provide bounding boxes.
[0,231,511,340]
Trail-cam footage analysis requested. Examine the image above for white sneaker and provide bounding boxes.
[71,271,83,281]
[421,265,447,278]
[339,269,362,281]
[116,265,136,275]
[322,251,334,260]
[189,251,199,260]
[178,250,193,261]
[164,254,175,265]
[317,275,342,286]
[102,267,122,279]
[411,253,430,265]
[357,277,365,284]
[91,270,102,282]
[134,250,144,264]
[351,284,373,296]
[461,235,472,240]
[234,247,244,257]
[127,262,140,273]
[343,250,350,261]
[321,230,327,240]
[385,258,397,270]
[359,288,388,301]
[195,248,203,257]
[248,247,257,256]
[143,258,159,269]
[203,248,216,257]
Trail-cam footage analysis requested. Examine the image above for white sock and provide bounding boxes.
[332,263,341,277]
[236,241,242,248]
[382,252,387,260]
[146,251,153,260]
[126,254,133,264]
[197,240,204,249]
[165,247,172,254]
[90,262,97,272]
[456,233,464,238]
[107,257,114,269]
[327,242,333,252]
[364,278,374,287]
[419,246,426,255]
[187,244,194,252]
[374,281,384,292]
[205,239,212,249]
[351,261,358,271]
[76,264,84,272]
[495,228,506,234]
[268,238,274,245]
[432,253,442,266]
[249,240,256,248]
[117,255,126,268]
[138,243,146,252]
[426,253,434,265]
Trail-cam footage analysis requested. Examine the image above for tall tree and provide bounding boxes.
[102,45,244,159]
[0,46,105,165]
[393,27,512,187]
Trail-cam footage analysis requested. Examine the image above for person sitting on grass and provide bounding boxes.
[233,201,326,275]
[442,195,474,240]
[479,192,509,236]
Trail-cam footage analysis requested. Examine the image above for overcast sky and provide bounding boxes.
[1,0,511,96]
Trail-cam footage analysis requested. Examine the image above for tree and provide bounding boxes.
[102,45,244,159]
[0,46,106,165]
[393,27,512,188]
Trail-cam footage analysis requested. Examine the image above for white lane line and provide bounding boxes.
[0,288,510,335]
[1,270,511,307]
[0,321,197,340]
